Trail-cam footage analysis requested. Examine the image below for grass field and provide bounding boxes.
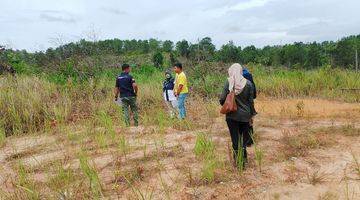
[0,64,360,199]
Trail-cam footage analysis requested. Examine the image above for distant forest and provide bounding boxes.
[1,34,359,72]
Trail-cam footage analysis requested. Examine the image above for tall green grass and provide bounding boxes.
[187,63,359,102]
[0,66,164,136]
[1,64,359,136]
[251,65,360,102]
[0,76,62,135]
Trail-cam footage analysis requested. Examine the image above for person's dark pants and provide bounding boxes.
[226,119,250,164]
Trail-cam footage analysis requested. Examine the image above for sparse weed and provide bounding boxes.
[351,152,360,179]
[251,129,264,172]
[318,191,339,200]
[96,111,116,140]
[158,171,171,200]
[142,109,172,130]
[186,167,195,186]
[342,167,356,200]
[254,145,264,172]
[272,193,280,200]
[0,124,6,147]
[67,131,81,143]
[193,133,220,183]
[78,151,103,198]
[283,163,303,183]
[47,163,77,198]
[126,179,154,200]
[341,124,360,137]
[194,133,215,159]
[94,131,108,149]
[280,130,331,160]
[309,125,360,137]
[119,166,144,184]
[172,119,194,131]
[235,141,245,173]
[306,169,328,185]
[205,101,220,119]
[296,100,305,117]
[158,133,166,149]
[143,143,147,159]
[118,135,129,158]
[201,159,218,182]
[15,162,40,199]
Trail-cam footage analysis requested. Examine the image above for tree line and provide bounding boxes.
[1,34,359,71]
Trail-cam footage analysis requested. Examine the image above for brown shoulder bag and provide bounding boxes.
[220,90,237,114]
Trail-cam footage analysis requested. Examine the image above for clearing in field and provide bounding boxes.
[1,89,359,199]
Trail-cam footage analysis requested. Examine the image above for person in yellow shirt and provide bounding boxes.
[174,63,189,119]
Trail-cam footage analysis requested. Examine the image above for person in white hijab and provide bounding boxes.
[228,63,248,95]
[219,63,257,169]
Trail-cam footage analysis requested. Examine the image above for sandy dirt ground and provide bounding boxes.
[0,98,359,199]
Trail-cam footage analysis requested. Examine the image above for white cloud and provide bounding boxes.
[0,0,359,51]
[231,0,278,11]
[39,10,77,23]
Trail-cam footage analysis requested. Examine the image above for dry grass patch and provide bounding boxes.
[46,164,80,198]
[318,191,339,200]
[309,124,360,137]
[172,119,195,131]
[256,98,360,119]
[5,148,44,162]
[306,169,329,185]
[113,165,145,186]
[351,153,360,180]
[256,117,279,128]
[1,163,42,200]
[279,129,334,160]
[283,162,305,183]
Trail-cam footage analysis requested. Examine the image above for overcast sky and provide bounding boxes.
[1,0,359,51]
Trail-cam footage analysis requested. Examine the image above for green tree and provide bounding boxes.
[199,37,215,55]
[123,39,139,52]
[162,40,174,52]
[152,52,164,68]
[188,37,216,62]
[170,52,177,66]
[0,46,7,64]
[332,36,359,68]
[176,40,190,57]
[241,45,259,64]
[112,39,124,54]
[139,40,150,53]
[217,41,240,63]
[257,46,278,66]
[281,42,307,67]
[306,42,323,68]
[149,38,160,52]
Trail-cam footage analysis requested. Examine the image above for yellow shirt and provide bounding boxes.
[175,72,189,94]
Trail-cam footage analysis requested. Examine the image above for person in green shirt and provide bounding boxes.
[174,63,189,119]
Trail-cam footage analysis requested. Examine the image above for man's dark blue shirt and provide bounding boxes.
[116,72,136,98]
